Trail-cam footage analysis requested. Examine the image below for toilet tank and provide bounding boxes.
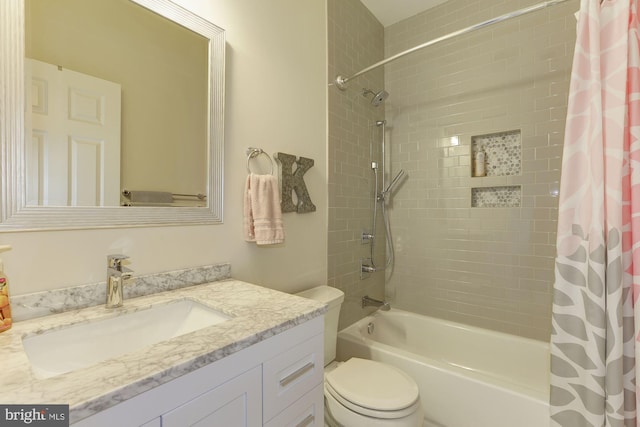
[295,286,344,366]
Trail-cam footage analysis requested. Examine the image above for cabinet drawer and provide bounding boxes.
[264,383,324,427]
[263,333,323,421]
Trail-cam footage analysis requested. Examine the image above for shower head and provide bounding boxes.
[362,88,389,106]
[371,90,389,106]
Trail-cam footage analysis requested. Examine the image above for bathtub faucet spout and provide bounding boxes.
[362,295,390,311]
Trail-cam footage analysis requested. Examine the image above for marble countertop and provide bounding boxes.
[0,280,326,423]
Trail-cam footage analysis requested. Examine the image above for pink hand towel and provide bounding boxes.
[243,173,284,245]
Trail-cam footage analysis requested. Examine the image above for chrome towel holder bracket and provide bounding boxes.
[246,147,275,175]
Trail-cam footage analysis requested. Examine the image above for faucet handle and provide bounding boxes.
[107,254,129,270]
[121,268,134,283]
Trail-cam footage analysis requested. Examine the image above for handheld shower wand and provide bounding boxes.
[379,169,405,201]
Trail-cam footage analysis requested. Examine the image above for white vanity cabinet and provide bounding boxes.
[72,316,323,427]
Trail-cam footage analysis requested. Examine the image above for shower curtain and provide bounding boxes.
[550,0,640,425]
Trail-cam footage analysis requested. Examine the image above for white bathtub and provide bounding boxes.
[336,309,549,427]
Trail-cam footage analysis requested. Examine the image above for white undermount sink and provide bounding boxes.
[22,299,232,379]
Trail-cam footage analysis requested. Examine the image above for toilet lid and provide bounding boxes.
[325,358,419,411]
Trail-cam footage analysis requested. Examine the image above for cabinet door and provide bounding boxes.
[161,366,262,427]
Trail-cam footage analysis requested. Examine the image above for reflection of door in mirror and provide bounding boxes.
[26,59,121,206]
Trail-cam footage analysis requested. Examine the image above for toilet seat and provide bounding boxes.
[325,358,420,419]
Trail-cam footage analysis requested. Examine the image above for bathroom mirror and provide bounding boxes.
[0,0,225,231]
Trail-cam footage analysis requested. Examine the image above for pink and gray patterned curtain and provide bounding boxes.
[550,0,640,425]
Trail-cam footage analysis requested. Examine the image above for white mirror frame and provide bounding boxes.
[0,0,224,231]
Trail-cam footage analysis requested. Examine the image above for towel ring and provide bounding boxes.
[246,147,275,175]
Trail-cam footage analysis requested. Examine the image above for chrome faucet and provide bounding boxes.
[106,254,133,308]
[362,295,390,311]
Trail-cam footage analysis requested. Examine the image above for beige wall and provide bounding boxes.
[4,0,328,296]
[384,0,577,340]
[26,0,209,195]
[327,0,387,329]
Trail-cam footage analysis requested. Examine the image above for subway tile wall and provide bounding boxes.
[384,0,577,340]
[328,0,387,329]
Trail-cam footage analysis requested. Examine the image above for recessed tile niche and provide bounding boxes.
[471,130,522,208]
[472,186,521,208]
[471,130,521,176]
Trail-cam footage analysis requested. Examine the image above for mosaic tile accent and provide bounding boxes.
[472,186,522,208]
[472,130,521,176]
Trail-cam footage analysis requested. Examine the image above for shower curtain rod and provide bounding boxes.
[333,0,572,90]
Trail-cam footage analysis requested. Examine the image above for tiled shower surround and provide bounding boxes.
[328,0,386,329]
[328,0,576,340]
[384,0,576,340]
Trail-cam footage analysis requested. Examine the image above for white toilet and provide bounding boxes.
[296,286,424,427]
